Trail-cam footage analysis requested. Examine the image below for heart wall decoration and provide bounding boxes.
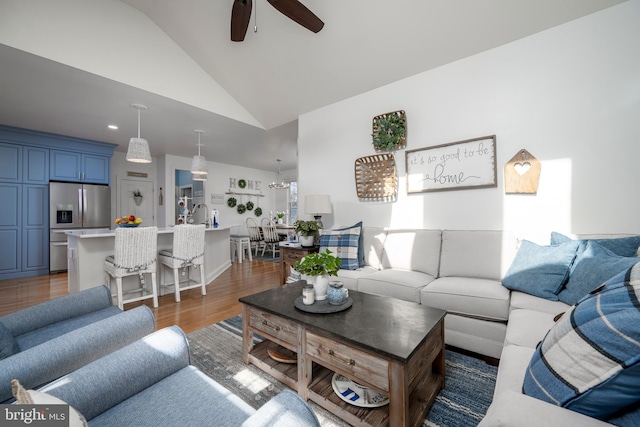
[504,149,541,194]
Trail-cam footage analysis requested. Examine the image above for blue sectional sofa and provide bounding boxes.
[30,326,320,427]
[0,285,155,403]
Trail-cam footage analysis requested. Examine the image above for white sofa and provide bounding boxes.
[332,227,638,426]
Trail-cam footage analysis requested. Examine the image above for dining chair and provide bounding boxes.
[246,218,264,257]
[104,226,158,309]
[158,224,206,303]
[260,218,281,258]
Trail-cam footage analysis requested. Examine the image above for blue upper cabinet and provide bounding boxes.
[0,125,116,185]
[23,146,49,184]
[50,151,110,184]
[0,143,21,183]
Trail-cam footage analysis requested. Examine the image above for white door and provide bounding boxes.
[118,178,154,226]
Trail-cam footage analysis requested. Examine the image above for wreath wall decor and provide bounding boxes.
[227,197,237,207]
[372,110,407,152]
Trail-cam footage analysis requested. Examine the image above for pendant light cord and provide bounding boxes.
[137,107,141,138]
[254,0,258,33]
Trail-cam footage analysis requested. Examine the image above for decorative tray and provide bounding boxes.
[331,373,389,408]
[293,296,352,314]
[118,223,140,228]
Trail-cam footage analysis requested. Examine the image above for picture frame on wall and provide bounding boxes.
[405,135,497,194]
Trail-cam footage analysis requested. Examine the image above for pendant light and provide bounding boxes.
[190,130,207,180]
[126,103,152,163]
[269,159,289,189]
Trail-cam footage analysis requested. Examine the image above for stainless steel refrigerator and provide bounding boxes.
[49,182,111,272]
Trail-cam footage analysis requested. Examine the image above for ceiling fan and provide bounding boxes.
[231,0,324,42]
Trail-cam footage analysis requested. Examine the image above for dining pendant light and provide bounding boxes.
[268,159,289,189]
[126,104,152,163]
[190,130,207,177]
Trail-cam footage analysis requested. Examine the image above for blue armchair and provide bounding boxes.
[0,285,155,403]
[37,326,321,427]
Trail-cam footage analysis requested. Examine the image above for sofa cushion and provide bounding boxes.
[381,229,441,276]
[361,227,386,270]
[320,227,361,270]
[335,222,364,267]
[357,269,436,303]
[557,241,639,305]
[421,277,510,321]
[335,266,378,290]
[440,230,516,280]
[502,240,579,300]
[504,309,557,349]
[523,263,640,420]
[0,321,17,360]
[551,231,640,257]
[509,291,571,315]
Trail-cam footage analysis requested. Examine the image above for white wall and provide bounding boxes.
[298,1,640,237]
[110,152,288,232]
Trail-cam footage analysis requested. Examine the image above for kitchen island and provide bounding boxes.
[66,227,231,294]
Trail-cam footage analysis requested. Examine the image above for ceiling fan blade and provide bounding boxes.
[231,0,253,42]
[267,0,324,33]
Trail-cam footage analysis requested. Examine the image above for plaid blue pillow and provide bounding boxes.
[523,261,640,421]
[320,227,361,270]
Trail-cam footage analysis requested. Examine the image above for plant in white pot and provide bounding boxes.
[294,220,319,247]
[292,249,342,300]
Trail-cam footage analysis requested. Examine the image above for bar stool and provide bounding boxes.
[158,224,206,303]
[105,226,158,310]
[230,235,252,263]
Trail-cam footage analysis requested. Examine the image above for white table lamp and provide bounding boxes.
[304,195,332,230]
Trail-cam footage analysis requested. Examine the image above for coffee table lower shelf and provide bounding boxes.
[308,366,390,427]
[247,340,298,390]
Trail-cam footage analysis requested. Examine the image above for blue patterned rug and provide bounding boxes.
[187,315,497,426]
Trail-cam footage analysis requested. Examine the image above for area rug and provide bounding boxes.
[187,315,497,427]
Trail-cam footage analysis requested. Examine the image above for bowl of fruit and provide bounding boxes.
[115,215,143,228]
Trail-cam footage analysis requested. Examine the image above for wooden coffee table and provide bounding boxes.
[240,281,446,427]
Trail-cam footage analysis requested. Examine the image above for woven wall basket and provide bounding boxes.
[354,154,398,202]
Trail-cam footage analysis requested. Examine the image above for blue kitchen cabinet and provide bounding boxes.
[0,183,21,277]
[23,146,49,184]
[50,150,110,184]
[0,143,21,183]
[22,184,48,273]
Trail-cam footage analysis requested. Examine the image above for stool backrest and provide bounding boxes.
[172,224,206,266]
[114,226,158,271]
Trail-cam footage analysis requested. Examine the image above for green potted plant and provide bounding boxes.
[293,249,342,300]
[294,220,319,247]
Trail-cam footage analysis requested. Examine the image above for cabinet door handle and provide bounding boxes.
[328,349,356,366]
[261,319,281,332]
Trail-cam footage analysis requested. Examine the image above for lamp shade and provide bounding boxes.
[126,137,152,163]
[190,155,208,175]
[305,195,332,214]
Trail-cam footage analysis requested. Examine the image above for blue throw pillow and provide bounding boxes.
[0,321,18,360]
[523,262,640,421]
[335,222,364,267]
[502,240,579,300]
[320,227,361,270]
[557,241,639,305]
[551,232,640,257]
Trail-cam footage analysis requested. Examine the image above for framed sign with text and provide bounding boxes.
[405,135,497,193]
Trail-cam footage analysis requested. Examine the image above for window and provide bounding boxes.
[288,180,298,223]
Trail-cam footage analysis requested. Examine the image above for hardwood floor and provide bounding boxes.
[0,259,281,334]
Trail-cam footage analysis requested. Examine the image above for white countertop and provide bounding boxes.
[66,226,229,238]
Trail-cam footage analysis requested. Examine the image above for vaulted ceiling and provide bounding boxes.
[0,0,625,170]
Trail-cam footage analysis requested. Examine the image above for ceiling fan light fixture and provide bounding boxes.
[190,130,208,175]
[126,104,152,163]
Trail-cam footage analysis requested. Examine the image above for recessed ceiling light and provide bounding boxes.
[107,124,118,130]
